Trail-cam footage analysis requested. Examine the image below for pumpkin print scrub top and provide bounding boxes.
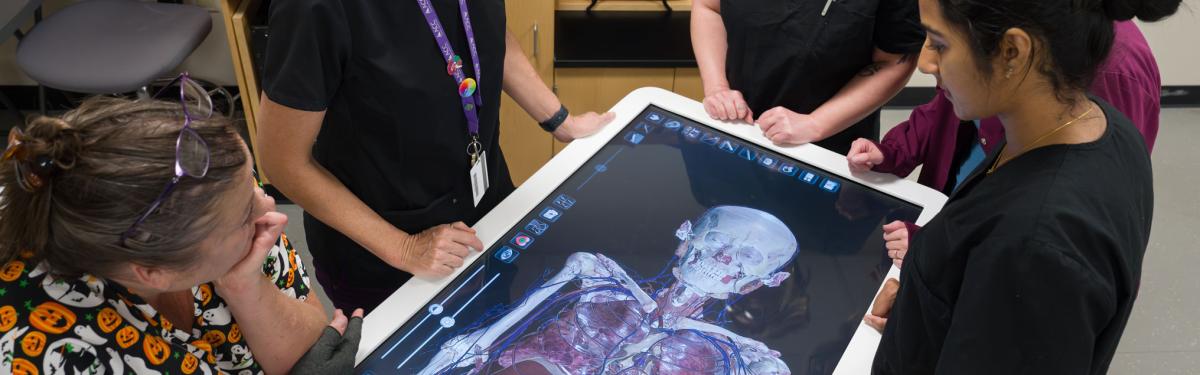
[0,234,311,375]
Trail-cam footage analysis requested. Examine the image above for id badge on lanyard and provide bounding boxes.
[416,0,489,206]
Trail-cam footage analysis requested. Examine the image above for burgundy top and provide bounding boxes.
[872,21,1160,192]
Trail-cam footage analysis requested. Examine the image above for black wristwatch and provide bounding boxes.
[539,104,569,133]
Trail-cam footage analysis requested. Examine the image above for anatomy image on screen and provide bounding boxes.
[417,206,799,375]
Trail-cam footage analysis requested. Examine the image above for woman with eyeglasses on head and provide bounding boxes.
[0,82,362,374]
[865,0,1178,373]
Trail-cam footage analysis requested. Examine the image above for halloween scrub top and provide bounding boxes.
[0,233,311,375]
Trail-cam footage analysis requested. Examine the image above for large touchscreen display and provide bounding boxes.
[356,105,922,375]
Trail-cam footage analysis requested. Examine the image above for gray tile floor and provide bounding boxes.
[1105,108,1200,375]
[283,108,1200,373]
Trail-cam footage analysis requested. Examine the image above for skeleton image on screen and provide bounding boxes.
[417,206,799,375]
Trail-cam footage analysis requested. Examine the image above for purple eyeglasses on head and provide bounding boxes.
[120,72,213,246]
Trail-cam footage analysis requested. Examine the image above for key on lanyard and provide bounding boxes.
[467,136,483,165]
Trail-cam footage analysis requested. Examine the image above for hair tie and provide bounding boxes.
[3,127,60,192]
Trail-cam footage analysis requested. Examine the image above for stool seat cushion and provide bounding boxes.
[16,0,211,94]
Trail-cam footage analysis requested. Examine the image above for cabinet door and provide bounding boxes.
[223,0,272,182]
[556,0,693,11]
[553,67,676,153]
[673,67,704,102]
[500,0,555,186]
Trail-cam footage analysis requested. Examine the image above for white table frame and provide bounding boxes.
[356,87,947,374]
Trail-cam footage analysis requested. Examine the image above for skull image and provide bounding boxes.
[674,206,797,298]
[417,205,798,375]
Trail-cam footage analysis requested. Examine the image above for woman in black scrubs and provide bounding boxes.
[691,0,924,154]
[867,0,1178,373]
[255,0,612,313]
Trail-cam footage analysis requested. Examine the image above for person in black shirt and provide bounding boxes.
[865,0,1179,373]
[256,0,613,313]
[691,0,924,154]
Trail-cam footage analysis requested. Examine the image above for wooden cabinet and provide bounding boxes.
[502,1,703,181]
[552,67,704,154]
[556,0,692,11]
[673,67,704,101]
[552,67,676,153]
[218,0,269,182]
[500,0,556,185]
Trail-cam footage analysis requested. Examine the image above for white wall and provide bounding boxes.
[1137,0,1200,86]
[1,0,1197,88]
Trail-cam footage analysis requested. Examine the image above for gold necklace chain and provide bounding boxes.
[987,104,1095,175]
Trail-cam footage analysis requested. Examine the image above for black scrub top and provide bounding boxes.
[720,0,924,154]
[873,98,1154,374]
[262,0,514,312]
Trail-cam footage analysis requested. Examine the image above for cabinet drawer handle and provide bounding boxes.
[533,22,540,59]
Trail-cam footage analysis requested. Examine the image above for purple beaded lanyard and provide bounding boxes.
[416,0,485,164]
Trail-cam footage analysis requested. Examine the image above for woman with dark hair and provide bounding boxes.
[849,19,1165,270]
[0,91,357,374]
[851,20,1163,196]
[864,0,1179,373]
